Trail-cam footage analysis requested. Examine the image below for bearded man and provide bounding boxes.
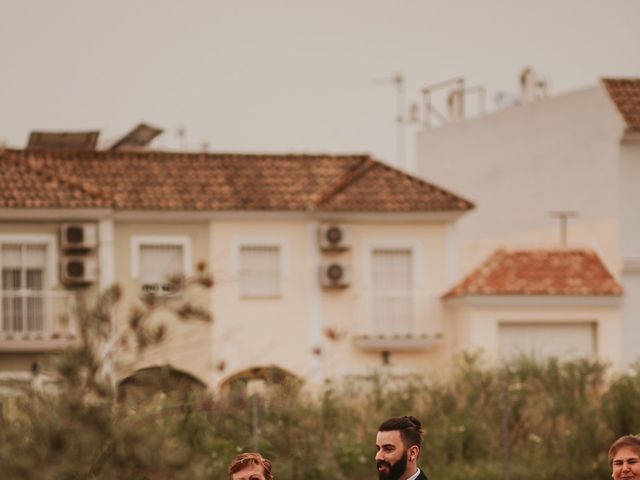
[375,416,428,480]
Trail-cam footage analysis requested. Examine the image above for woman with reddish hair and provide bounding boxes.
[228,452,273,480]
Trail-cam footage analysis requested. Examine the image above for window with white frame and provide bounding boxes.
[1,243,48,334]
[132,237,191,295]
[371,248,413,335]
[239,245,281,298]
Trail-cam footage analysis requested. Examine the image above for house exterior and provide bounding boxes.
[443,249,622,367]
[0,146,473,390]
[415,77,640,368]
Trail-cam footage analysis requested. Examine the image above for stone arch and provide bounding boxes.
[220,364,300,396]
[117,365,207,403]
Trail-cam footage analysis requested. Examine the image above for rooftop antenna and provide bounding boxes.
[549,211,578,247]
[176,126,187,150]
[420,77,464,127]
[373,72,406,167]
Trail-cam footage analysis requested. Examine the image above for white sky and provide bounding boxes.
[1,0,638,166]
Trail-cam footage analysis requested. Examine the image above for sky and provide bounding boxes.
[1,0,639,167]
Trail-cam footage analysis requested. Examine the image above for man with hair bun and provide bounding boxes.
[375,415,429,480]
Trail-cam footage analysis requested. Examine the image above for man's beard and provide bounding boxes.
[377,451,408,480]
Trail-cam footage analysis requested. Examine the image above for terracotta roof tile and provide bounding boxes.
[444,249,623,298]
[317,160,474,212]
[602,78,640,130]
[0,149,474,213]
[0,151,110,208]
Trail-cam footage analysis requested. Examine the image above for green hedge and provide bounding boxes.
[1,352,638,480]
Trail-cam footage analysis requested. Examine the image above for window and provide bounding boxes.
[371,248,413,335]
[499,322,596,361]
[131,236,191,295]
[239,245,281,298]
[1,243,47,334]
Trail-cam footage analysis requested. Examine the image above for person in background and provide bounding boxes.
[609,435,640,480]
[228,452,273,480]
[375,415,428,480]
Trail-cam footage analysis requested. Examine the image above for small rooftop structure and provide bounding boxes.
[110,123,163,150]
[27,131,99,151]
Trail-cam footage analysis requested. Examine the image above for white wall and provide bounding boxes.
[415,85,625,277]
[619,137,640,366]
[448,298,621,369]
[209,218,454,387]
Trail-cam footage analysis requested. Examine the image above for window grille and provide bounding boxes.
[1,244,46,334]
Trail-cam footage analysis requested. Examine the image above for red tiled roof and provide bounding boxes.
[444,249,623,298]
[0,149,473,212]
[0,151,110,208]
[602,78,640,130]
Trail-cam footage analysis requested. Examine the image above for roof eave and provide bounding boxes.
[0,208,114,221]
[443,294,622,308]
[621,128,640,145]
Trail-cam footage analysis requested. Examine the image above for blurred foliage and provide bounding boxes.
[0,270,639,478]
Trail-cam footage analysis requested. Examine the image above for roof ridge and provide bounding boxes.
[442,249,506,299]
[313,156,375,207]
[5,147,372,160]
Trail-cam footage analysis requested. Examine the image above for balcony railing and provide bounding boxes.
[353,332,444,352]
[0,291,77,351]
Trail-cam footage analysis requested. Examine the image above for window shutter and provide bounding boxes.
[372,248,413,335]
[139,244,184,290]
[240,245,281,297]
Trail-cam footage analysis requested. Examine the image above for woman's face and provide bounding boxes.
[231,464,266,480]
[612,446,640,480]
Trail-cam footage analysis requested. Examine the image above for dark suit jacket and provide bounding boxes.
[416,469,429,480]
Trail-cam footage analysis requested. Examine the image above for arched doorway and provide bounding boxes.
[220,365,300,398]
[117,365,207,403]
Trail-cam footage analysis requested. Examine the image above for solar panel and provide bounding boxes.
[110,123,163,150]
[27,131,99,151]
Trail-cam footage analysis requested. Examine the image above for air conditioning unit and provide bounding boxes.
[320,262,351,289]
[60,223,97,250]
[318,224,351,251]
[61,256,98,286]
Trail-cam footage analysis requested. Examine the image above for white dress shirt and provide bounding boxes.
[407,468,422,480]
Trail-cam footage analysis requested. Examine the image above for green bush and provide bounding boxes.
[0,280,637,479]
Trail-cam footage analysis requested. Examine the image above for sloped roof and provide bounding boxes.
[444,249,623,298]
[0,151,110,208]
[602,78,640,130]
[0,148,474,212]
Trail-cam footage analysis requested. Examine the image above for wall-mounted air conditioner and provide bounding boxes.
[61,256,98,286]
[318,224,351,251]
[320,262,351,289]
[60,223,97,251]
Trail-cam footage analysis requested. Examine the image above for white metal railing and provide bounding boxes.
[0,290,76,341]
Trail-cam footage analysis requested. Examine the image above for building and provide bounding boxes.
[0,143,473,390]
[443,249,622,366]
[415,77,640,367]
